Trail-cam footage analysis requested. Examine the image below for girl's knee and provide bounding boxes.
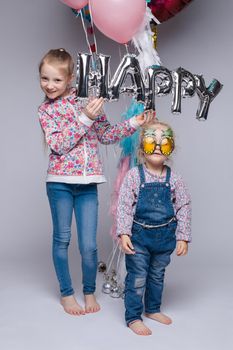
[80,246,97,258]
[53,231,71,247]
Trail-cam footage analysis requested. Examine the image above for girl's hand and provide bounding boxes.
[176,240,188,256]
[83,97,104,120]
[120,235,135,254]
[135,109,156,126]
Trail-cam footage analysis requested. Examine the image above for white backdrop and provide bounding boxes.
[1,0,232,266]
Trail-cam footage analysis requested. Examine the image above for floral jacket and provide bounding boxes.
[38,89,138,184]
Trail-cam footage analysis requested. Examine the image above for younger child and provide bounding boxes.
[117,120,191,335]
[38,48,154,316]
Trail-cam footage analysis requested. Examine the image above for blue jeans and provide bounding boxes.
[46,182,98,297]
[124,222,176,325]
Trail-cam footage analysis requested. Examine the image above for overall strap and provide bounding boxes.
[165,166,171,183]
[138,164,146,184]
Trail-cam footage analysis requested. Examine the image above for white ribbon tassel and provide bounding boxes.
[132,7,162,73]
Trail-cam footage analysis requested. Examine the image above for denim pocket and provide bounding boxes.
[167,220,177,236]
[132,222,143,236]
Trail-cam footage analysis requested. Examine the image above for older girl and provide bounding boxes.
[38,48,154,316]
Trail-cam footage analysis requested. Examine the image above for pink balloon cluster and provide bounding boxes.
[60,0,146,44]
[60,0,88,11]
[89,0,146,44]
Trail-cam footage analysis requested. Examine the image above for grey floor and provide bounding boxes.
[1,258,232,350]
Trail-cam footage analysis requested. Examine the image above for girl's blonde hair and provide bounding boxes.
[39,48,74,76]
[137,120,175,164]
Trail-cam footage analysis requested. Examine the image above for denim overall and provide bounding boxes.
[124,165,177,325]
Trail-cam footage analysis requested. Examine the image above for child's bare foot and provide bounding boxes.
[145,312,172,325]
[84,294,100,313]
[128,320,152,336]
[61,295,85,316]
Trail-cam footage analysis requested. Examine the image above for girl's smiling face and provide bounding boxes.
[40,63,73,100]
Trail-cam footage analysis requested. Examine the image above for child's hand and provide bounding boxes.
[176,240,188,256]
[120,235,135,254]
[83,97,104,120]
[135,109,156,126]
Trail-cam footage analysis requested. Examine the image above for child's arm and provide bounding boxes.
[93,110,155,145]
[173,175,192,242]
[120,235,135,255]
[173,174,192,256]
[39,109,91,155]
[116,167,140,244]
[176,241,188,256]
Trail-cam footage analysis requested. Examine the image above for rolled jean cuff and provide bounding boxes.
[61,289,74,297]
[144,307,161,314]
[126,316,143,327]
[83,288,95,295]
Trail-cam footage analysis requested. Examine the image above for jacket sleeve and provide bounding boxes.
[174,176,192,242]
[93,114,139,145]
[116,168,140,236]
[38,109,91,155]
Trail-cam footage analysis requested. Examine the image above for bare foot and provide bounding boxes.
[145,312,172,325]
[84,294,100,313]
[128,320,152,336]
[61,295,85,316]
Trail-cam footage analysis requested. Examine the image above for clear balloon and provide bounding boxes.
[89,0,146,43]
[60,0,88,10]
[102,282,111,294]
[110,285,121,298]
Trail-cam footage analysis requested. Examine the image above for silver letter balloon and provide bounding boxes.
[76,53,223,120]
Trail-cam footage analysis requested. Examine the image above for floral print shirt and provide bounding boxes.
[38,89,138,184]
[116,165,192,242]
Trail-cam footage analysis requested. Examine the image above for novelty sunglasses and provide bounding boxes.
[142,128,175,156]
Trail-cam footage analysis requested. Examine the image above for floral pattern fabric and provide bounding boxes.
[38,89,137,178]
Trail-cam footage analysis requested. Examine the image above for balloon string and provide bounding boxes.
[80,10,96,54]
[118,45,122,63]
[88,2,98,54]
[124,43,129,54]
[106,240,120,275]
[80,10,93,55]
[116,245,123,278]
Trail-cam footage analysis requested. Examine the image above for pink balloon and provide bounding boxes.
[90,0,146,44]
[60,0,88,10]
